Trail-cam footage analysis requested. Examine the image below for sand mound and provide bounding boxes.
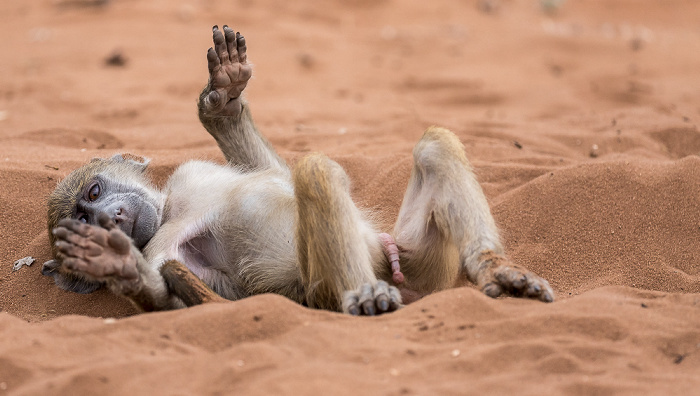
[0,0,698,393]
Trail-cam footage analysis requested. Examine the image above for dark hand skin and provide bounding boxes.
[53,213,140,290]
[200,25,252,117]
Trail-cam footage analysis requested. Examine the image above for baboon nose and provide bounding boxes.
[113,208,124,224]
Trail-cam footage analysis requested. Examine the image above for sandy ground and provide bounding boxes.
[1,0,699,394]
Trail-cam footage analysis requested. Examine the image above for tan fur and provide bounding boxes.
[294,154,379,311]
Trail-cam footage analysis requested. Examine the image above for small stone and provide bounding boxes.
[105,50,127,67]
[590,144,599,158]
[451,349,460,357]
[13,257,35,271]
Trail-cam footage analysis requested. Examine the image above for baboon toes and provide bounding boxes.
[482,264,555,303]
[342,280,403,316]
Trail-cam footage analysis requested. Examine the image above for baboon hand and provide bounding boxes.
[478,251,555,302]
[52,213,140,291]
[201,25,252,116]
[342,280,403,316]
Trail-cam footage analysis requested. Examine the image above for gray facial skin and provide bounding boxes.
[74,174,162,249]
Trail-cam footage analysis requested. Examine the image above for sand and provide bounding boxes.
[0,0,699,394]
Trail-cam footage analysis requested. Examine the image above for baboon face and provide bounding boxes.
[47,154,163,251]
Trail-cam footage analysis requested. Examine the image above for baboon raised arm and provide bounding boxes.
[198,26,286,172]
[44,25,553,316]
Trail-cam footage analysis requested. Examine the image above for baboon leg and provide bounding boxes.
[293,154,401,315]
[394,126,554,302]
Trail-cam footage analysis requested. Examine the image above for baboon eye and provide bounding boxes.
[87,183,100,201]
[78,214,89,223]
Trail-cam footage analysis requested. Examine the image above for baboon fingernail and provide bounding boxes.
[378,300,389,311]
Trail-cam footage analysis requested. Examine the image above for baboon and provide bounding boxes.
[42,25,554,315]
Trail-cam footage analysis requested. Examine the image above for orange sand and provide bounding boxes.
[0,0,698,394]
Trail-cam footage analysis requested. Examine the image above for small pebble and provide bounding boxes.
[13,257,35,271]
[590,144,599,158]
[105,50,127,67]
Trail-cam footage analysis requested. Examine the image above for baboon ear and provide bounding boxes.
[110,153,151,172]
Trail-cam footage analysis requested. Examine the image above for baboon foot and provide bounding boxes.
[342,280,403,316]
[201,25,252,116]
[52,213,141,294]
[477,251,555,303]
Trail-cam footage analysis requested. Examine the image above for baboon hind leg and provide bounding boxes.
[394,126,554,302]
[293,154,402,315]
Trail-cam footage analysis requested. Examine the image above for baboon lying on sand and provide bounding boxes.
[42,25,554,315]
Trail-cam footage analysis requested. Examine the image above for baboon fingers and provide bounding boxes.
[206,47,220,74]
[55,240,103,259]
[223,25,238,63]
[53,227,90,249]
[56,218,93,237]
[97,212,117,230]
[107,229,133,255]
[212,25,230,65]
[237,33,247,64]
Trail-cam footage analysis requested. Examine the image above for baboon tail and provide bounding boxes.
[160,260,226,307]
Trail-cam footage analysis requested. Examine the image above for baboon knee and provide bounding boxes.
[413,126,471,175]
[293,153,349,201]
